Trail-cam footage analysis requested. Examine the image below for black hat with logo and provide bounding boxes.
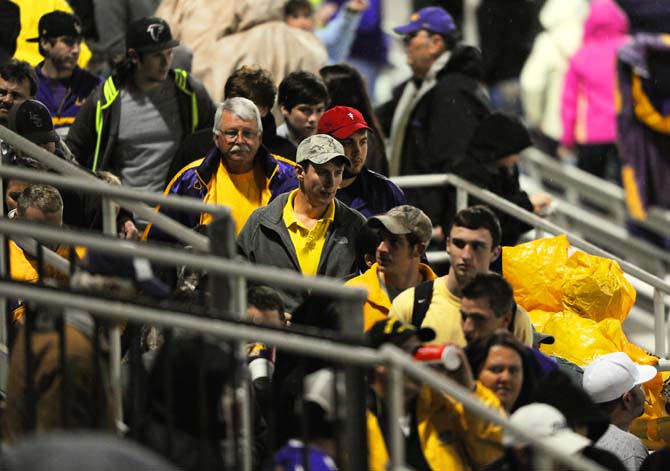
[125,17,179,53]
[26,11,83,42]
[8,99,59,145]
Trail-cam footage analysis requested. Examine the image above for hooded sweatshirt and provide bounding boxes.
[561,0,630,146]
[520,0,589,140]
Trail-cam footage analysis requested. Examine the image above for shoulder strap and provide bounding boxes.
[411,280,434,328]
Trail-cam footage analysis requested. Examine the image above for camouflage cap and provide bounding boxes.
[368,205,433,244]
[296,134,350,166]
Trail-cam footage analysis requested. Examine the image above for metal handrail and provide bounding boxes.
[0,126,213,251]
[0,280,607,471]
[0,218,367,302]
[391,173,670,356]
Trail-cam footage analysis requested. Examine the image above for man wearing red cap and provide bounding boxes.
[318,106,405,218]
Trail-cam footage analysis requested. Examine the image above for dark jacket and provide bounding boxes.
[377,45,490,228]
[336,168,406,219]
[66,68,215,173]
[237,192,366,311]
[35,63,102,132]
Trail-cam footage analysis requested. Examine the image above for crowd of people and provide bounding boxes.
[0,0,669,470]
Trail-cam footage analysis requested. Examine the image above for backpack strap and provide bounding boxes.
[411,280,435,328]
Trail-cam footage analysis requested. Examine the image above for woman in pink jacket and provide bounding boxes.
[560,0,630,182]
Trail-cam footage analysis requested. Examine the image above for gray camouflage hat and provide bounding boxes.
[296,134,350,166]
[369,205,433,244]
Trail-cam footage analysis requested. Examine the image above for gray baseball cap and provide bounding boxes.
[368,205,433,244]
[296,134,350,166]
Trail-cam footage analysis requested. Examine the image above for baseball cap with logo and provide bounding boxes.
[582,352,657,404]
[368,205,433,245]
[8,99,59,145]
[26,11,83,42]
[503,403,592,455]
[295,134,350,166]
[393,7,457,36]
[367,317,435,349]
[125,17,179,53]
[318,106,372,140]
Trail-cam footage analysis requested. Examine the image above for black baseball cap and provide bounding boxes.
[8,100,59,145]
[126,17,179,53]
[26,11,82,43]
[367,317,435,349]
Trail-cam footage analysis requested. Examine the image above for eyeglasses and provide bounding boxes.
[220,129,259,142]
[0,88,27,101]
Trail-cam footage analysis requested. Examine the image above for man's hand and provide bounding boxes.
[119,219,139,240]
[530,193,552,215]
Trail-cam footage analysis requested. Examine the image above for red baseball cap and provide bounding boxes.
[318,106,372,139]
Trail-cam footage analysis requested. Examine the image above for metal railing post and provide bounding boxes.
[0,155,7,394]
[387,364,405,469]
[456,186,468,212]
[654,288,666,357]
[207,213,252,471]
[101,196,124,432]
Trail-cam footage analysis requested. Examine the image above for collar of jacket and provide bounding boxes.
[195,145,279,184]
[98,68,192,107]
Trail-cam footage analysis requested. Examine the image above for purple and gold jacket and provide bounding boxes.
[144,145,298,240]
[616,34,670,218]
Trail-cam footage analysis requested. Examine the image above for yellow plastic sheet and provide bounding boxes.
[503,235,669,448]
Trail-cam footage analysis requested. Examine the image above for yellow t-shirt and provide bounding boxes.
[389,275,466,345]
[282,189,334,276]
[203,162,270,235]
[389,275,534,347]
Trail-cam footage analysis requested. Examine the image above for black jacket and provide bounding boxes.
[66,68,215,173]
[377,45,490,228]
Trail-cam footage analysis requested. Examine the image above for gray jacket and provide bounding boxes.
[237,192,366,311]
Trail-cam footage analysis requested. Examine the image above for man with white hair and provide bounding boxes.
[582,352,657,471]
[145,97,298,237]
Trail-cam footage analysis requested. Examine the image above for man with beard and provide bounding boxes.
[318,106,405,218]
[345,205,436,331]
[237,134,365,312]
[0,59,37,126]
[28,11,101,138]
[583,352,657,471]
[144,97,298,238]
[67,16,215,195]
[389,205,532,346]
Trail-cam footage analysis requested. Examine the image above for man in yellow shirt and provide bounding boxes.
[389,205,533,346]
[237,134,366,312]
[144,97,298,239]
[345,205,437,331]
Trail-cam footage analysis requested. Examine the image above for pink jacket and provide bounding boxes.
[560,0,630,146]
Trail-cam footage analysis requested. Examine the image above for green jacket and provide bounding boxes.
[66,68,215,172]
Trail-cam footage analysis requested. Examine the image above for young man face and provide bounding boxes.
[41,36,81,74]
[133,48,174,84]
[376,230,421,282]
[0,76,31,123]
[340,129,368,176]
[281,102,326,142]
[214,110,262,174]
[447,225,501,287]
[296,160,344,208]
[286,8,315,31]
[461,296,511,344]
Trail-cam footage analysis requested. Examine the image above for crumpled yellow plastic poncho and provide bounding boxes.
[503,235,670,448]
